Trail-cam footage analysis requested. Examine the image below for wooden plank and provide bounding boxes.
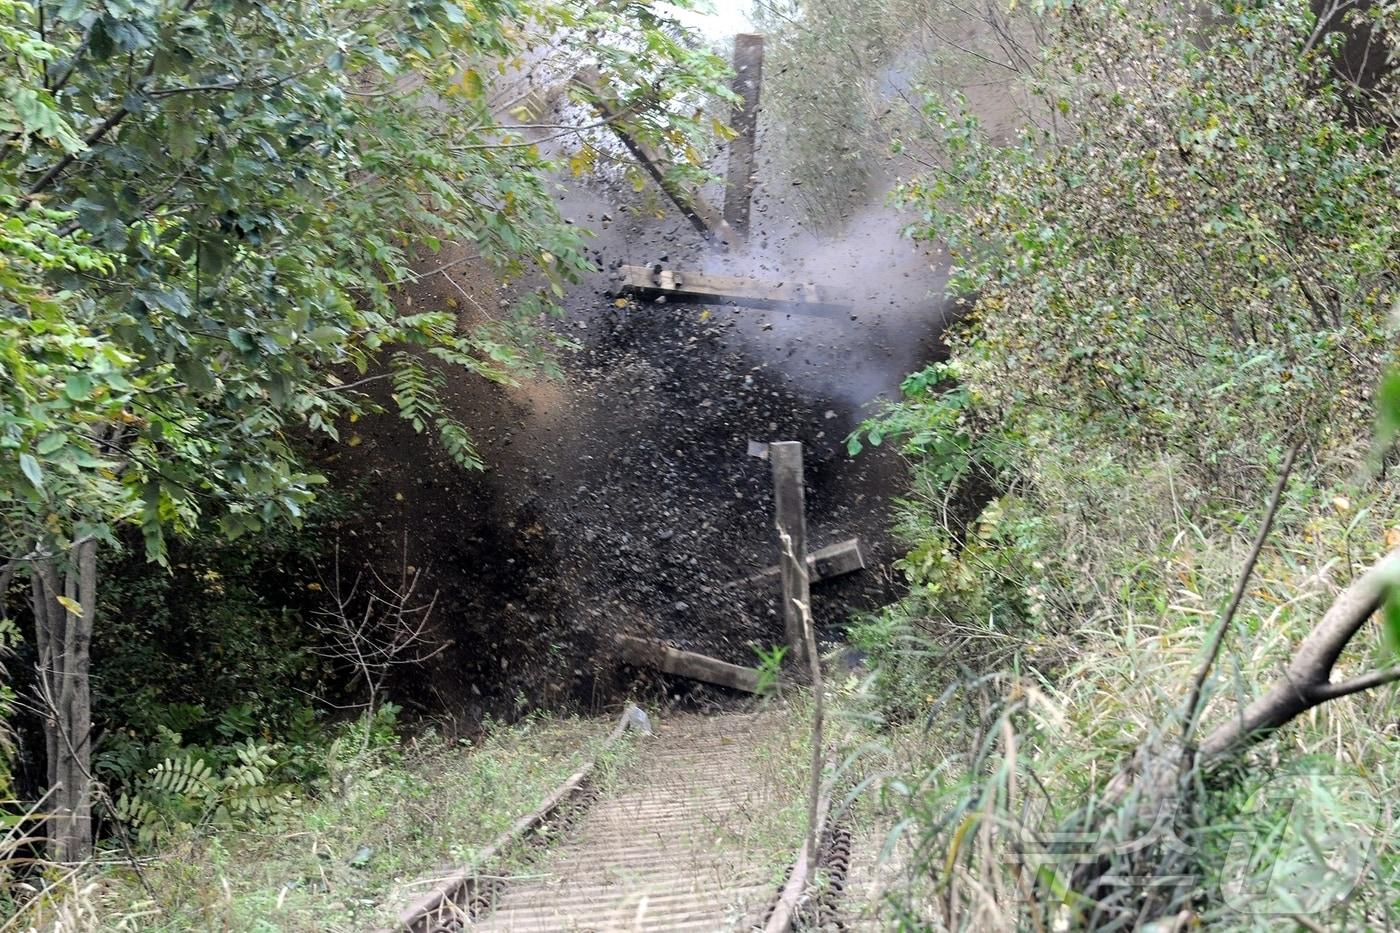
[770,441,810,668]
[616,634,762,694]
[725,538,865,590]
[572,69,735,245]
[619,264,854,313]
[723,34,764,236]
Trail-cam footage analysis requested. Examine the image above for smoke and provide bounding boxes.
[695,195,952,412]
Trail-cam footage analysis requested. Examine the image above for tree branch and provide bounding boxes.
[1181,440,1301,744]
[1200,546,1400,763]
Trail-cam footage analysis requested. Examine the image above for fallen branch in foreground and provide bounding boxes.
[1072,546,1400,923]
[1199,546,1400,762]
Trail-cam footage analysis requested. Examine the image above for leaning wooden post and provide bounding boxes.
[723,33,764,237]
[770,441,810,668]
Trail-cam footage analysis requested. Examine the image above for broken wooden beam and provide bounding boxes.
[619,264,854,313]
[615,634,762,693]
[725,538,866,590]
[571,69,735,245]
[723,34,764,236]
[770,441,810,667]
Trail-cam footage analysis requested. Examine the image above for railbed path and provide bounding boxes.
[471,709,794,931]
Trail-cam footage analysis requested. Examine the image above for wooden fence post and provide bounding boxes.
[770,441,810,668]
[723,34,764,236]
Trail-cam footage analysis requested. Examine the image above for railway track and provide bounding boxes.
[390,705,876,932]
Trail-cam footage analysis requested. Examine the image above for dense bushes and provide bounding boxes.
[852,0,1400,926]
[93,508,341,749]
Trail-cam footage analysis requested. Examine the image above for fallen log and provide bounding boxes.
[615,634,762,693]
[619,264,855,313]
[725,538,866,590]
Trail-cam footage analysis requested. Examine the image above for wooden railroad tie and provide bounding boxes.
[724,537,865,591]
[619,264,855,314]
[615,634,763,694]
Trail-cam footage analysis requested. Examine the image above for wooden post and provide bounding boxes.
[770,441,810,668]
[723,34,764,236]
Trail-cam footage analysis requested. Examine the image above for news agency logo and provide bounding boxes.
[1009,767,1382,918]
[1219,769,1381,916]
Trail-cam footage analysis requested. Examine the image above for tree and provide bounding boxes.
[1,0,730,861]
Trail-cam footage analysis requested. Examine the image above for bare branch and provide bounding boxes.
[1182,439,1301,744]
[1200,546,1400,763]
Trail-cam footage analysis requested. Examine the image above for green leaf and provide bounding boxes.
[1377,368,1400,449]
[64,373,94,401]
[19,453,44,491]
[1384,586,1400,659]
[36,433,67,455]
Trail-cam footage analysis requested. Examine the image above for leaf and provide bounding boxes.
[36,433,67,455]
[64,373,94,401]
[9,88,86,153]
[1384,586,1400,658]
[19,453,44,491]
[56,595,83,618]
[1377,368,1400,449]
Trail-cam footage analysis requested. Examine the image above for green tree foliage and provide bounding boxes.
[1,0,730,559]
[0,0,731,861]
[898,0,1399,484]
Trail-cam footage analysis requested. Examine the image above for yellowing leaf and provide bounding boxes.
[568,148,595,178]
[614,298,629,308]
[460,68,484,98]
[348,434,363,447]
[698,309,711,322]
[56,595,83,618]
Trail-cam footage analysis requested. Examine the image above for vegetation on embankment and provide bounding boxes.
[24,712,630,931]
[841,0,1400,927]
[1,0,733,913]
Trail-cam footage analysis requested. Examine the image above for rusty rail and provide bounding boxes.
[382,706,644,933]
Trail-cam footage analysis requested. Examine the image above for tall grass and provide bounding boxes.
[852,447,1400,929]
[6,712,631,932]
